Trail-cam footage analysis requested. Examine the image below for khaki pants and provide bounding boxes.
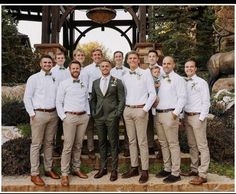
[184,115,210,178]
[30,111,58,176]
[61,113,89,176]
[123,107,149,170]
[155,112,180,176]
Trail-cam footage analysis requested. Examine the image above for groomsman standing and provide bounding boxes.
[155,56,187,183]
[56,61,90,187]
[91,59,125,182]
[122,51,156,184]
[24,55,60,186]
[181,59,210,185]
[110,51,130,157]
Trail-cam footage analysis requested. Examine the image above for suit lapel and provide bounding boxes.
[97,78,103,96]
[104,76,113,96]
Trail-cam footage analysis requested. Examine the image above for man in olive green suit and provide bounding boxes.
[91,59,125,182]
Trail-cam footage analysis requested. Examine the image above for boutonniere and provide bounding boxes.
[191,82,197,90]
[111,78,118,86]
[136,72,142,80]
[80,81,85,88]
[52,77,56,83]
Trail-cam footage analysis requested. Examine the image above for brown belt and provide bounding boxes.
[34,108,56,112]
[156,108,175,113]
[126,104,145,108]
[185,112,200,116]
[65,111,86,115]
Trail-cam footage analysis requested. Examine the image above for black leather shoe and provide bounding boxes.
[122,167,139,178]
[139,170,149,184]
[163,175,181,183]
[110,170,118,182]
[156,170,171,178]
[94,168,108,179]
[148,147,155,155]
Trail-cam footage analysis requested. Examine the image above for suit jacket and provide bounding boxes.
[91,76,125,120]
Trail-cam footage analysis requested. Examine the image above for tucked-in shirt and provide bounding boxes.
[157,70,187,116]
[56,77,90,120]
[83,63,102,93]
[100,75,111,95]
[51,64,70,84]
[110,65,129,80]
[122,67,156,112]
[23,70,58,117]
[184,74,210,121]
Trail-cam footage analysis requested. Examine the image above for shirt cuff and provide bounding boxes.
[61,114,66,121]
[199,115,205,121]
[29,111,35,117]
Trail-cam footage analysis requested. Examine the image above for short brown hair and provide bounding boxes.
[126,50,139,58]
[68,60,81,69]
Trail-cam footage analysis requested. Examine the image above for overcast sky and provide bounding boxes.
[17,8,132,58]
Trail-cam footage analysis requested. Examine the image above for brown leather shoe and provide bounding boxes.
[110,170,118,182]
[88,150,96,160]
[31,175,45,186]
[94,168,108,179]
[73,170,88,179]
[139,170,149,184]
[122,167,139,178]
[189,176,207,185]
[180,171,198,177]
[45,170,60,179]
[61,176,69,187]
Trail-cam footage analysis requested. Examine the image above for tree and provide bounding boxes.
[76,41,111,66]
[148,6,216,74]
[2,7,40,84]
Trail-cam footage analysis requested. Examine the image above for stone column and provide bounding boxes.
[34,43,67,66]
[134,42,163,69]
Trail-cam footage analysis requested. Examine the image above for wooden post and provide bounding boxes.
[139,6,146,43]
[42,6,50,43]
[51,6,60,43]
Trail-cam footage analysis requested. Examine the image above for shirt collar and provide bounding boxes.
[101,75,111,80]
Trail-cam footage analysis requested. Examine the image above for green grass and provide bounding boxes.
[208,160,234,179]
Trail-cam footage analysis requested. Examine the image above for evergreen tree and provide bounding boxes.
[2,7,40,84]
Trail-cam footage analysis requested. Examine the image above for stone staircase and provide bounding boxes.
[2,173,234,192]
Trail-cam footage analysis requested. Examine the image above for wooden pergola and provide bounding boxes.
[5,5,149,55]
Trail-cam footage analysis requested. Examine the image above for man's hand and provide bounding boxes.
[172,112,177,120]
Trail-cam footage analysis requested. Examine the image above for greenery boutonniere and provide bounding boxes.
[80,81,85,88]
[136,72,142,80]
[52,77,56,83]
[111,78,118,86]
[191,82,197,90]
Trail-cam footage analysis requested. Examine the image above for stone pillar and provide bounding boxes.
[34,43,67,66]
[134,42,163,69]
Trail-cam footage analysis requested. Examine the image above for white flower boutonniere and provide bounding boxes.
[111,78,118,86]
[80,81,85,88]
[191,82,197,90]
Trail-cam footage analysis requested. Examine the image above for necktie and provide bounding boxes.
[116,66,123,70]
[45,72,52,76]
[129,71,136,75]
[102,77,108,95]
[73,79,80,83]
[59,67,65,70]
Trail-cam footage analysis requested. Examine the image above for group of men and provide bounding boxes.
[23,48,210,187]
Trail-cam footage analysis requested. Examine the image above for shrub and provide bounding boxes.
[17,124,31,138]
[2,97,29,125]
[2,137,31,175]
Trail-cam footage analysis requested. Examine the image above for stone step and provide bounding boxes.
[52,152,191,170]
[2,173,234,192]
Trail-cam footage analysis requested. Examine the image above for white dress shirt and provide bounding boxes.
[184,74,210,121]
[51,64,70,84]
[110,65,129,80]
[56,77,90,120]
[157,70,187,116]
[122,67,156,112]
[100,75,111,96]
[23,70,58,117]
[83,62,102,93]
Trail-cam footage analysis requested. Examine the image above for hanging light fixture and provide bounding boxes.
[86,7,117,24]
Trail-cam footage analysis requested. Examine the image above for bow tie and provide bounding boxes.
[45,72,52,76]
[185,77,193,82]
[129,71,136,75]
[116,66,123,70]
[96,64,100,67]
[59,67,65,70]
[162,74,169,79]
[73,79,80,83]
